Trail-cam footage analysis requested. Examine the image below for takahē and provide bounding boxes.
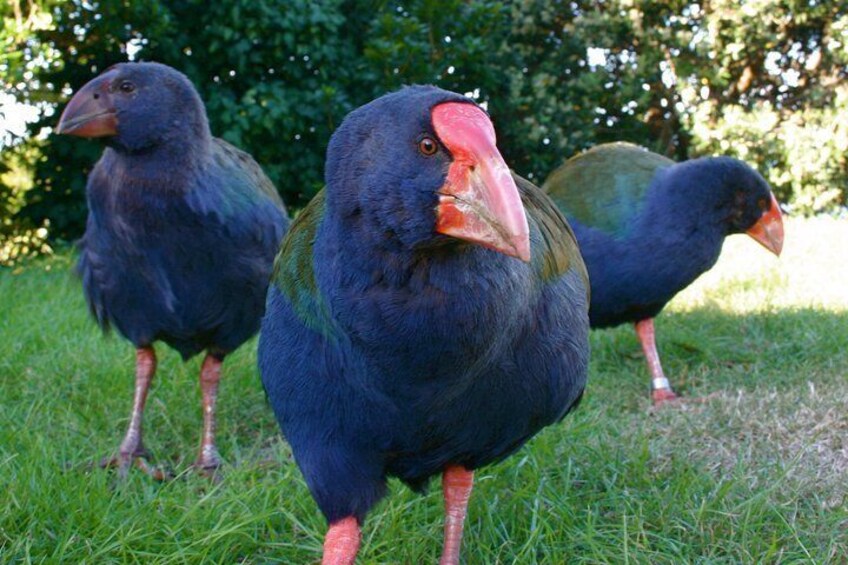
[57,62,289,476]
[258,86,590,564]
[543,142,783,406]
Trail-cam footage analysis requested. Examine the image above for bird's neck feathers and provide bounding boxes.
[640,157,738,240]
[315,199,531,338]
[103,128,212,187]
[314,218,532,378]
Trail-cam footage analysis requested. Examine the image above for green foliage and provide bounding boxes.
[149,0,359,205]
[677,1,848,214]
[0,144,52,266]
[1,0,847,253]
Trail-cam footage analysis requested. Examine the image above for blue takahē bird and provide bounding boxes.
[543,142,783,407]
[57,62,290,476]
[258,86,590,564]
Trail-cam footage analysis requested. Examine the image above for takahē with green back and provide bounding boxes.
[258,86,590,564]
[543,142,783,407]
[57,62,289,477]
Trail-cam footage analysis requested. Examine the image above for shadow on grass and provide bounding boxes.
[588,306,848,409]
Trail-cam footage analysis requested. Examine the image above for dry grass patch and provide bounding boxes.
[646,381,848,509]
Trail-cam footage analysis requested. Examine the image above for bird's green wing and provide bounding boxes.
[270,190,334,337]
[212,138,286,210]
[541,142,673,236]
[514,173,589,293]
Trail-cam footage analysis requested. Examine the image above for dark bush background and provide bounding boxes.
[2,0,846,254]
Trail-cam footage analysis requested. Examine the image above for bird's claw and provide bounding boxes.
[651,389,722,409]
[99,449,171,481]
[193,447,223,480]
[651,387,680,407]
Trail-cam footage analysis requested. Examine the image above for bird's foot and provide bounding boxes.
[651,387,680,407]
[193,445,223,479]
[99,447,171,481]
[651,389,722,409]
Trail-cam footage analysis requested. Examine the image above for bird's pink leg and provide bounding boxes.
[195,354,223,473]
[101,347,167,479]
[322,516,361,565]
[634,319,678,406]
[440,465,474,565]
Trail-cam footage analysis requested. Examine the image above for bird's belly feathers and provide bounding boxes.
[79,219,270,357]
[575,227,722,327]
[260,267,589,486]
[383,273,588,482]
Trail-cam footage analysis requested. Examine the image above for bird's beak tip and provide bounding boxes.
[57,76,118,138]
[745,192,784,257]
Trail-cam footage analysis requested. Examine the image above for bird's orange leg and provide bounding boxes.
[195,354,223,473]
[634,319,679,406]
[322,516,361,565]
[100,347,168,480]
[440,465,474,565]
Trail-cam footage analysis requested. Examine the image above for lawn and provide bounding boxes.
[1,217,846,563]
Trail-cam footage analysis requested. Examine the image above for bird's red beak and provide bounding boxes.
[745,192,784,256]
[432,102,531,263]
[56,72,118,137]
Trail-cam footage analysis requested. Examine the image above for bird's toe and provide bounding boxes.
[651,389,722,410]
[98,449,170,481]
[193,447,223,479]
[651,387,680,407]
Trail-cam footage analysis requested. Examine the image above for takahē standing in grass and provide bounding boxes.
[258,86,590,564]
[543,142,783,407]
[57,62,289,476]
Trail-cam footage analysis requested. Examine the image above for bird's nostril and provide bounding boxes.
[93,93,100,100]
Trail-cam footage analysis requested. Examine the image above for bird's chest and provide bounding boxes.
[325,255,532,387]
[629,230,722,294]
[86,195,215,296]
[95,182,194,233]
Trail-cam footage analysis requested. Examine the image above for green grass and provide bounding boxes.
[1,216,846,563]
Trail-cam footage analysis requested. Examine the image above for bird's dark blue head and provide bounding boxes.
[324,85,530,261]
[57,62,211,155]
[660,156,784,255]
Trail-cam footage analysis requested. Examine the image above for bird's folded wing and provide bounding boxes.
[541,142,673,237]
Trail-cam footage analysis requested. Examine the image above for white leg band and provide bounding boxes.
[652,377,671,391]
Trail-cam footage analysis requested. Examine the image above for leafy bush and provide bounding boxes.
[1,0,846,260]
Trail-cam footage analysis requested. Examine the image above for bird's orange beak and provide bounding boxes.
[745,192,784,256]
[57,72,118,137]
[431,102,530,263]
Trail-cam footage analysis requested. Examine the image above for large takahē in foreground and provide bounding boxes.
[543,142,783,406]
[58,62,289,476]
[258,86,590,564]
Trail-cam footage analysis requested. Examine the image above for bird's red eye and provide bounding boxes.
[418,137,438,156]
[119,80,135,93]
[757,197,768,211]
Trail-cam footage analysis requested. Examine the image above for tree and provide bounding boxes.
[1,0,846,259]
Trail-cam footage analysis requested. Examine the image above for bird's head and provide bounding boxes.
[325,85,530,262]
[664,156,784,256]
[713,158,784,256]
[57,62,210,154]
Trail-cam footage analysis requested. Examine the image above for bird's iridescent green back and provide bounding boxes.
[513,174,588,292]
[270,190,334,337]
[211,138,286,211]
[542,142,674,236]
